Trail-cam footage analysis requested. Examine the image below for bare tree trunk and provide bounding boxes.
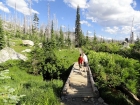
[30,0,32,35]
[14,3,17,36]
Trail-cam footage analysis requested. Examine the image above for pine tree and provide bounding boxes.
[59,26,64,48]
[133,36,140,51]
[55,32,59,47]
[75,5,81,47]
[79,30,85,46]
[32,13,39,34]
[31,13,39,41]
[67,27,71,47]
[49,20,56,49]
[85,31,90,45]
[51,20,54,41]
[93,31,97,44]
[0,18,5,50]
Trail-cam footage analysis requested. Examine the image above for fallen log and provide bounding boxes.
[118,86,140,103]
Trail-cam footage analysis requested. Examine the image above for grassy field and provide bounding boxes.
[10,38,33,55]
[0,38,81,105]
[55,48,80,64]
[0,61,63,105]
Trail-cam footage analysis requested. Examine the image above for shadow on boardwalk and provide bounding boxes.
[61,62,107,105]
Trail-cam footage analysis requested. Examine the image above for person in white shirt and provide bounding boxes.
[82,53,88,72]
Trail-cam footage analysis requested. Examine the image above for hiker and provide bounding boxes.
[78,54,83,71]
[83,53,88,72]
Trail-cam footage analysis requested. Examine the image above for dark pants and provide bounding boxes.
[84,62,88,67]
[79,63,82,68]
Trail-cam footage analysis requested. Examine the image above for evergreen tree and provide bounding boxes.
[51,20,55,41]
[55,32,59,47]
[49,20,56,48]
[39,25,45,41]
[75,5,81,47]
[133,37,140,51]
[0,18,5,50]
[93,31,97,44]
[79,30,84,46]
[85,30,90,45]
[31,13,39,41]
[32,13,39,34]
[59,26,64,48]
[67,28,71,47]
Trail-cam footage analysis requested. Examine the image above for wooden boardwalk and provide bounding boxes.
[61,62,99,105]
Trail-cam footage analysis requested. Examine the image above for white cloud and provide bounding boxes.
[104,25,136,35]
[6,0,39,15]
[0,2,10,13]
[61,25,66,28]
[132,0,137,8]
[82,0,140,35]
[63,0,140,27]
[104,26,119,34]
[135,25,140,32]
[73,27,75,30]
[86,0,140,26]
[121,26,132,34]
[80,20,91,26]
[86,16,97,22]
[63,0,89,9]
[87,31,92,34]
[98,35,104,39]
[106,37,112,40]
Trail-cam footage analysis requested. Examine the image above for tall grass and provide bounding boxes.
[55,48,80,64]
[0,60,63,105]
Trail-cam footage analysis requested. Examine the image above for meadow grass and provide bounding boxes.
[1,38,81,104]
[10,38,33,55]
[0,61,63,105]
[55,48,80,64]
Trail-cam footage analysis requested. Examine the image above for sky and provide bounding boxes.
[0,0,140,40]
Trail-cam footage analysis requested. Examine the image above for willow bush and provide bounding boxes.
[88,51,140,94]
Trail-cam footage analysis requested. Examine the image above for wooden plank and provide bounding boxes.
[67,94,93,97]
[61,62,98,99]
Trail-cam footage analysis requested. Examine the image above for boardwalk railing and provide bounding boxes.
[61,64,74,95]
[88,65,99,98]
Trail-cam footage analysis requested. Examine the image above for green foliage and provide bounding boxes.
[91,42,121,53]
[59,26,64,48]
[0,60,63,105]
[20,80,62,105]
[99,87,135,105]
[83,38,140,61]
[92,31,97,45]
[15,30,21,38]
[131,38,140,60]
[28,41,79,80]
[28,47,43,74]
[65,29,71,48]
[88,51,140,94]
[0,69,26,104]
[0,18,5,50]
[42,48,79,80]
